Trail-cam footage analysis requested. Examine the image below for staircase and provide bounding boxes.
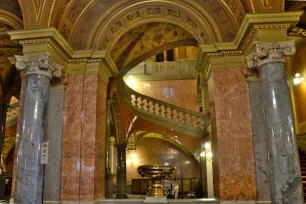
[117,79,209,137]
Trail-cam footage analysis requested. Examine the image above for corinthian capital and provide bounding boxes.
[246,40,296,69]
[15,54,63,78]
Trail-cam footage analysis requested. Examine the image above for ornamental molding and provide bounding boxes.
[288,27,306,39]
[246,40,296,69]
[15,54,63,78]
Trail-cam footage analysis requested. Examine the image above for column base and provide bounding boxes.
[144,196,168,203]
[115,193,128,199]
[220,201,256,204]
[62,201,95,204]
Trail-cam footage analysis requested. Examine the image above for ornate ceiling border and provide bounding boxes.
[83,0,222,51]
[0,9,23,29]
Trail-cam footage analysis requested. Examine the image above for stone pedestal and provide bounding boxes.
[247,41,304,204]
[14,54,62,204]
[144,196,168,203]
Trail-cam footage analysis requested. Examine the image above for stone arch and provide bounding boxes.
[109,79,135,145]
[65,0,233,50]
[130,131,200,165]
[0,9,23,30]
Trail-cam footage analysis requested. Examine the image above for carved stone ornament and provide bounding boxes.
[15,54,63,78]
[246,40,296,69]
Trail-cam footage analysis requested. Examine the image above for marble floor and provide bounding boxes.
[98,198,219,204]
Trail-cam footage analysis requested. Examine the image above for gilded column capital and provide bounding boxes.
[15,54,63,78]
[246,40,296,69]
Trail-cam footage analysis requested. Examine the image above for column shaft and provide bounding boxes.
[248,78,271,201]
[247,41,304,204]
[259,62,303,203]
[15,74,50,203]
[13,54,62,204]
[248,77,271,201]
[116,144,127,198]
[43,85,65,202]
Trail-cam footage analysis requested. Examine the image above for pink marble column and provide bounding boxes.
[61,75,83,200]
[210,68,256,200]
[94,78,107,199]
[61,75,107,201]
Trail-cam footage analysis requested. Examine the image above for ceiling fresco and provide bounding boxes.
[46,0,244,50]
[110,22,196,69]
[10,0,288,51]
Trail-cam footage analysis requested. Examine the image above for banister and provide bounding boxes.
[118,79,209,137]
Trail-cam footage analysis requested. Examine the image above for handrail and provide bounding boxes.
[119,79,208,137]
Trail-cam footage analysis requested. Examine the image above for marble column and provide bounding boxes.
[247,41,304,204]
[105,102,113,199]
[14,54,62,204]
[115,144,128,199]
[43,84,65,203]
[110,137,115,174]
[247,74,271,201]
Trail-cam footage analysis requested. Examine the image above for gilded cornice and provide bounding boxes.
[195,12,302,79]
[7,27,119,79]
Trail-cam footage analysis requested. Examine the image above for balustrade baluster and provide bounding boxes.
[164,106,169,119]
[145,100,150,112]
[169,108,174,119]
[195,117,200,128]
[182,112,187,124]
[176,110,181,123]
[152,102,156,114]
[137,96,142,109]
[157,104,162,116]
[131,94,136,106]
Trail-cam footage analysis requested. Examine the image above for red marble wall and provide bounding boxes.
[210,68,256,200]
[61,75,107,201]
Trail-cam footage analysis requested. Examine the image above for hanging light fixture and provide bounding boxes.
[293,73,305,85]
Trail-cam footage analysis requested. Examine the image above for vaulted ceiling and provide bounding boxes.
[15,0,287,50]
[0,0,303,95]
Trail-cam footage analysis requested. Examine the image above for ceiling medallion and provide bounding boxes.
[111,21,122,33]
[102,38,109,49]
[168,9,180,17]
[126,11,141,21]
[187,16,197,29]
[147,8,161,14]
